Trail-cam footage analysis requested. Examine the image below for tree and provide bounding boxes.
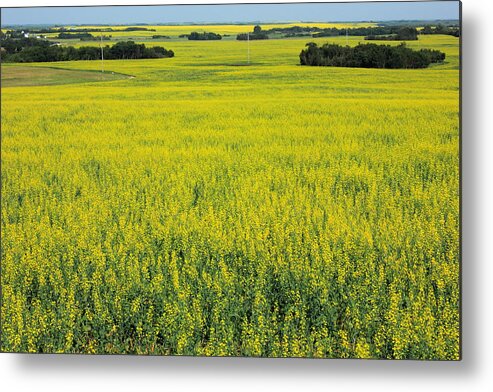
[299,42,445,69]
[188,32,222,41]
[1,39,174,63]
[422,25,433,35]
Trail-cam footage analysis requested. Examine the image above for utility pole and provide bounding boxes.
[100,32,104,78]
[247,32,250,64]
[346,28,349,46]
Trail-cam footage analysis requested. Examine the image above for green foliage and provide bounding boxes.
[121,27,156,32]
[188,32,222,41]
[237,25,269,40]
[57,32,94,39]
[365,27,419,41]
[1,40,174,63]
[1,37,52,54]
[311,26,412,38]
[55,32,111,41]
[421,24,460,37]
[300,42,445,69]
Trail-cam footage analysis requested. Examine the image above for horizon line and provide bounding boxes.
[1,17,460,27]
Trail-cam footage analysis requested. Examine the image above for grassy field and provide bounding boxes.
[1,66,130,87]
[1,27,460,359]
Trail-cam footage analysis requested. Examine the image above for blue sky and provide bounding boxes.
[1,1,460,26]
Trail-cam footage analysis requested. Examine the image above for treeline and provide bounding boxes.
[365,27,418,41]
[102,41,173,59]
[1,27,156,37]
[265,25,320,34]
[26,26,155,34]
[236,25,269,40]
[239,24,459,40]
[120,27,156,32]
[421,24,460,37]
[312,26,415,38]
[18,27,111,34]
[263,25,409,37]
[58,32,93,39]
[188,32,222,40]
[299,42,445,69]
[377,19,459,27]
[1,37,52,53]
[284,32,312,38]
[1,40,174,63]
[57,32,111,41]
[262,24,459,39]
[236,33,268,40]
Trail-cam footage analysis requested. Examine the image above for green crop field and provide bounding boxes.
[1,27,460,359]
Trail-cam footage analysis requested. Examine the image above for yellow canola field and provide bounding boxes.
[1,31,460,359]
[39,22,376,40]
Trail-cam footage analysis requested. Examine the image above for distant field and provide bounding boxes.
[41,22,377,39]
[1,65,131,87]
[59,34,460,70]
[1,24,460,359]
